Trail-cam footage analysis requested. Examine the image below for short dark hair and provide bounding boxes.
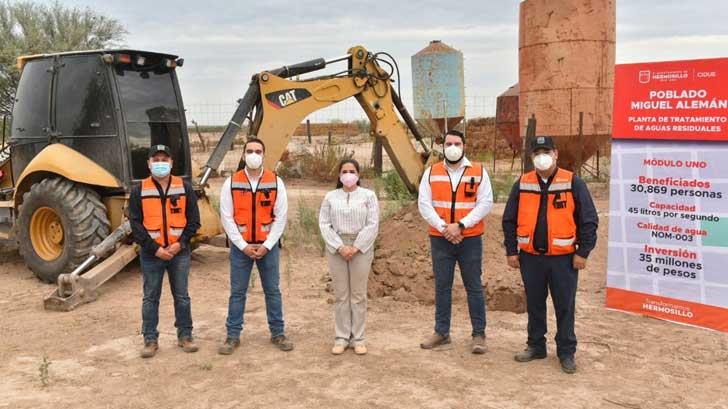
[444,129,465,143]
[335,159,361,189]
[244,137,266,152]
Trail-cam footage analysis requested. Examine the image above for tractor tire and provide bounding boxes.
[16,177,110,283]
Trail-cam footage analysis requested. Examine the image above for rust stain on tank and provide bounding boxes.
[496,83,521,151]
[412,40,466,133]
[518,0,615,170]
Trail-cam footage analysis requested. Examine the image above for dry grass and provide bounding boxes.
[283,196,326,257]
[278,143,355,181]
[38,354,51,387]
[491,172,520,203]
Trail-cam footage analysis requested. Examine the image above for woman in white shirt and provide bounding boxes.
[318,159,379,355]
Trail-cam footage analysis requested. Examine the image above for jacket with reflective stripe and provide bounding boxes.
[516,168,576,255]
[428,161,485,237]
[231,169,278,244]
[141,176,188,247]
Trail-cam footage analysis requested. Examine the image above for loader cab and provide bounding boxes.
[10,50,191,190]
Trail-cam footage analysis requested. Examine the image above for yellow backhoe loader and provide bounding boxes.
[0,45,436,311]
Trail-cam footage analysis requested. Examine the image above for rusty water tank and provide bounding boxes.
[496,83,521,151]
[411,40,465,133]
[519,0,615,169]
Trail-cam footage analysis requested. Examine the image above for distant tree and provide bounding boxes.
[0,1,127,114]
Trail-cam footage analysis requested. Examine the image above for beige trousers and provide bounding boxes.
[328,236,374,346]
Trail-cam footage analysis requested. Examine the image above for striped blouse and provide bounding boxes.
[318,187,379,254]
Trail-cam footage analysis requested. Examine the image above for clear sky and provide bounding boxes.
[38,0,728,122]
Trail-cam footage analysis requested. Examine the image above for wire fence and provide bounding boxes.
[185,93,611,185]
[185,95,497,127]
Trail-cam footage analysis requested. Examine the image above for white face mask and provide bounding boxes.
[533,153,554,171]
[444,145,463,163]
[339,173,359,188]
[245,153,263,170]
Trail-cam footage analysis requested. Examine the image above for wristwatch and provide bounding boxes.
[457,221,465,230]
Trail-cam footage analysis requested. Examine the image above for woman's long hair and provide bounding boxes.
[335,158,361,189]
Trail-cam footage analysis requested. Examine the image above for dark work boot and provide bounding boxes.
[271,335,294,352]
[560,356,577,374]
[514,347,547,362]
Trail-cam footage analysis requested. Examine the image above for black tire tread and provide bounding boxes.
[17,177,111,282]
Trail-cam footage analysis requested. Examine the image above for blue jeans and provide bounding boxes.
[225,243,285,339]
[431,235,486,337]
[140,248,193,342]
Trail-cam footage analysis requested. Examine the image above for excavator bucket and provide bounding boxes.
[194,191,224,243]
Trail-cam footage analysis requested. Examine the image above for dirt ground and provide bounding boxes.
[1,181,727,409]
[369,202,527,314]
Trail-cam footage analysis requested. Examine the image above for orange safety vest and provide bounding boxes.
[516,168,576,256]
[428,161,485,237]
[141,176,188,247]
[231,169,278,244]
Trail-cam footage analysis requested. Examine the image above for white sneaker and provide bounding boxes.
[354,344,367,355]
[331,343,347,355]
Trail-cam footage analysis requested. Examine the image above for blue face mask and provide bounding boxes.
[150,161,171,178]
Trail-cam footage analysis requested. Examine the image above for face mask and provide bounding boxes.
[150,161,171,178]
[444,145,464,163]
[245,153,263,169]
[340,173,359,188]
[533,153,554,171]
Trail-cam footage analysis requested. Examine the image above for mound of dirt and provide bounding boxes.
[465,117,515,158]
[368,203,525,313]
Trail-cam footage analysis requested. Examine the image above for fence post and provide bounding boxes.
[306,119,311,144]
[443,100,448,133]
[328,129,332,145]
[522,114,537,173]
[373,135,383,176]
[576,111,584,176]
[191,120,207,152]
[492,120,497,176]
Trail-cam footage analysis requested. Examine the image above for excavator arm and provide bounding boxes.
[43,45,435,311]
[201,45,437,192]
